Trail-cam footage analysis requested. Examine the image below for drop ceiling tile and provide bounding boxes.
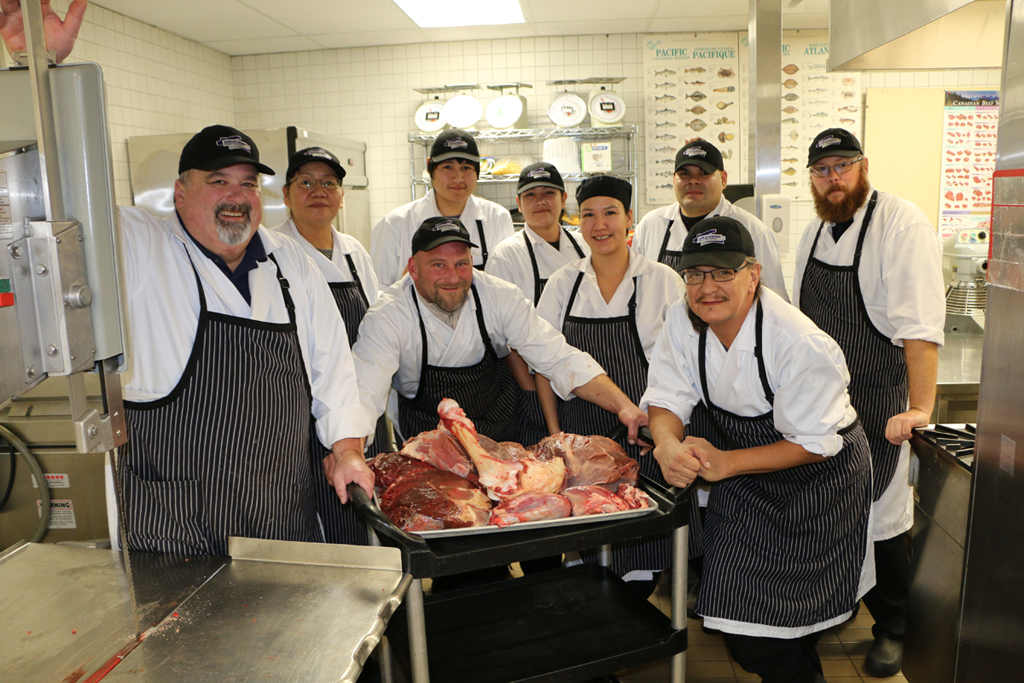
[521,0,659,22]
[238,0,417,35]
[308,29,430,50]
[205,35,324,56]
[93,0,295,42]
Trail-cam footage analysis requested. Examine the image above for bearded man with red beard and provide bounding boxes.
[792,128,946,678]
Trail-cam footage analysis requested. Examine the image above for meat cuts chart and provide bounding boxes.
[939,90,999,239]
[642,34,741,205]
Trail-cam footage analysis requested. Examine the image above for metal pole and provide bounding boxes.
[748,0,783,213]
[671,524,689,683]
[406,579,430,683]
[21,0,65,222]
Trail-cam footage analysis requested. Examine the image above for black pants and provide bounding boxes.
[724,631,823,683]
[862,531,911,639]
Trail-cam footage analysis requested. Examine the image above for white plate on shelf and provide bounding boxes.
[443,94,483,129]
[548,92,587,128]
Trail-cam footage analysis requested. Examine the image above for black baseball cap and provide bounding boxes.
[411,217,479,255]
[286,147,347,183]
[807,128,863,167]
[675,139,725,174]
[575,175,632,211]
[178,125,275,175]
[429,129,481,163]
[678,216,756,271]
[517,162,566,194]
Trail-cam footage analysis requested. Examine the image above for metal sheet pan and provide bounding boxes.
[372,491,658,538]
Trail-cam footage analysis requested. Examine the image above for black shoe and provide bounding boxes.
[864,634,903,677]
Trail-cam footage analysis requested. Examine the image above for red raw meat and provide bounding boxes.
[380,469,491,532]
[401,428,478,482]
[562,486,631,516]
[368,451,436,490]
[533,433,639,489]
[617,484,652,510]
[489,492,572,528]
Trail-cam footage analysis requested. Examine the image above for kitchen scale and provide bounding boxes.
[485,82,532,129]
[412,84,482,130]
[547,77,627,128]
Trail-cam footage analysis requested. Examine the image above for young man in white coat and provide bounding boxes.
[793,128,945,677]
[632,139,789,300]
[370,128,514,287]
[645,217,874,683]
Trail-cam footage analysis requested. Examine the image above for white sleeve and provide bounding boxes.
[639,303,703,425]
[485,238,529,295]
[351,304,405,431]
[345,238,381,306]
[631,210,663,261]
[751,228,790,303]
[370,213,405,289]
[879,221,945,345]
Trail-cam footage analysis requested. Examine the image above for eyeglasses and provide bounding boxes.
[681,261,751,286]
[809,157,863,179]
[292,177,342,192]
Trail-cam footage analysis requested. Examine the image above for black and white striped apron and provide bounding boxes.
[558,273,671,577]
[398,284,519,443]
[656,216,685,273]
[311,252,387,545]
[473,219,490,271]
[798,191,906,500]
[689,300,873,628]
[516,228,587,447]
[120,253,321,556]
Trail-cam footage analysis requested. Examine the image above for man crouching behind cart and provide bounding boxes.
[643,217,874,683]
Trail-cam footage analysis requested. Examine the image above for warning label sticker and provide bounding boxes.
[37,499,77,529]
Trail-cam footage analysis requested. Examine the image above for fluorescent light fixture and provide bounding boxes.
[395,0,526,28]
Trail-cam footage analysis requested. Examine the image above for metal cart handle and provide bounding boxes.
[606,425,693,506]
[347,483,430,550]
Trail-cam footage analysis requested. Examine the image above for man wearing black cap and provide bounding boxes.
[486,162,591,447]
[370,128,514,287]
[793,128,945,677]
[632,139,789,300]
[643,216,873,683]
[352,216,648,453]
[116,125,373,555]
[271,146,385,545]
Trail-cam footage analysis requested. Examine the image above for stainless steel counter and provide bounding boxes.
[934,333,984,423]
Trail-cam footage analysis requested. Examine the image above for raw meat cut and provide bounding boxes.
[488,493,572,528]
[380,469,491,532]
[562,485,632,516]
[401,429,478,483]
[368,451,436,490]
[533,433,639,489]
[438,399,525,499]
[616,484,652,510]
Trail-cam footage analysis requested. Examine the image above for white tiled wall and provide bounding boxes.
[48,0,235,205]
[34,2,1002,294]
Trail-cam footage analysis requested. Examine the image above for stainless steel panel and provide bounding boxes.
[828,0,1004,71]
[934,334,983,423]
[0,542,138,683]
[747,0,782,198]
[0,64,125,364]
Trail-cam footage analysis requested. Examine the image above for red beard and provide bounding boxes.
[811,170,871,224]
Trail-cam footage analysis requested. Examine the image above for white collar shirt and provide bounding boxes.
[485,225,590,304]
[118,207,371,446]
[272,218,379,305]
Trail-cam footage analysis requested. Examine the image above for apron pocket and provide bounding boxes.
[120,463,214,554]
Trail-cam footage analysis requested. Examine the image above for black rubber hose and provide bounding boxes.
[0,425,50,542]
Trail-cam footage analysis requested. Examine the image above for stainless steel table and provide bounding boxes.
[934,333,984,423]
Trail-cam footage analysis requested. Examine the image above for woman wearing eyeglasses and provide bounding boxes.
[535,175,685,596]
[272,146,386,546]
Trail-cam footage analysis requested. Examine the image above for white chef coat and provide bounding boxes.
[118,208,372,448]
[370,190,515,287]
[632,196,790,302]
[485,225,591,303]
[353,270,604,439]
[271,218,379,307]
[536,249,685,362]
[641,288,875,637]
[792,187,945,540]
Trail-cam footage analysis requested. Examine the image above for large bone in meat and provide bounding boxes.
[562,485,632,516]
[401,429,478,482]
[438,398,524,499]
[380,469,491,532]
[489,493,572,528]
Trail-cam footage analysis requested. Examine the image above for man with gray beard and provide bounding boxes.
[792,128,945,677]
[116,125,373,555]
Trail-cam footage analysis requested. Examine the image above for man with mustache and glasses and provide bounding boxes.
[644,217,873,683]
[353,217,648,458]
[792,128,945,678]
[370,128,514,287]
[114,126,374,556]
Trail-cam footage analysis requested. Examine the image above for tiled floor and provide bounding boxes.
[614,576,907,683]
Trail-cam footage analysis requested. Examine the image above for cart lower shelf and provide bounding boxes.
[386,564,687,683]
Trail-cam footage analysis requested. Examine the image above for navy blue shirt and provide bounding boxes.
[178,211,267,305]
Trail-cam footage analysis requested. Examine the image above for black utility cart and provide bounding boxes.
[350,473,692,683]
